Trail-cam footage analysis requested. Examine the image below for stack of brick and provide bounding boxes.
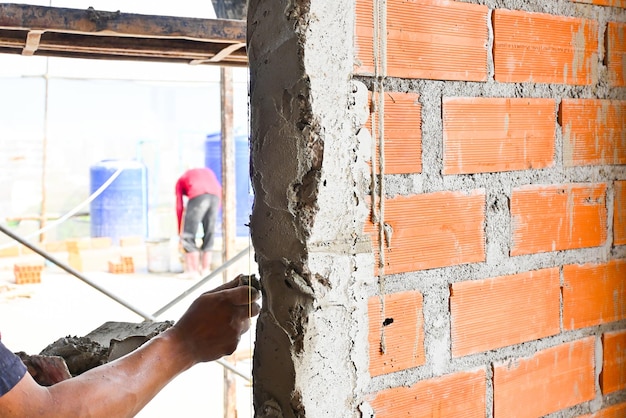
[13,263,44,285]
[67,237,112,272]
[107,256,134,274]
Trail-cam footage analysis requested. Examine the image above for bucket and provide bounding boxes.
[90,159,148,245]
[145,238,171,273]
[205,133,253,236]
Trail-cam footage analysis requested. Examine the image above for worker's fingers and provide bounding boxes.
[206,275,245,293]
[248,300,261,317]
[223,285,261,306]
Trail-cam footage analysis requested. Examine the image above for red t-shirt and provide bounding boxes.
[175,168,222,232]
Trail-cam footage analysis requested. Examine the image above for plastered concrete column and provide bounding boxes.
[247,1,374,416]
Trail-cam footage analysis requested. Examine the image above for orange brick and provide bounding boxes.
[369,369,486,417]
[560,99,626,166]
[354,0,375,75]
[119,236,143,247]
[494,338,596,418]
[563,259,626,329]
[69,251,109,273]
[493,9,599,85]
[67,252,83,272]
[443,97,555,174]
[386,0,489,81]
[569,0,626,7]
[365,190,485,274]
[450,268,560,357]
[511,183,607,256]
[0,246,20,257]
[13,263,43,285]
[90,237,112,249]
[18,245,34,255]
[602,330,626,394]
[108,256,135,274]
[368,291,424,376]
[616,181,626,245]
[581,403,626,418]
[354,0,489,80]
[367,91,422,175]
[121,256,135,273]
[108,260,124,274]
[66,239,90,253]
[43,241,66,252]
[607,22,626,86]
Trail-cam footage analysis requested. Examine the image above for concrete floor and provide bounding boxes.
[0,241,258,418]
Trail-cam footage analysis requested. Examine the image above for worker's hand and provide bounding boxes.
[0,277,259,418]
[166,277,261,365]
[207,274,259,293]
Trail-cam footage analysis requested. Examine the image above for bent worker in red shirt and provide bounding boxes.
[175,167,222,279]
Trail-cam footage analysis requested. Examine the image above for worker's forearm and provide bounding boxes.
[38,331,192,417]
[1,283,258,417]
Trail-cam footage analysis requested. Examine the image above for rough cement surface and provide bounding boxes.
[15,352,72,386]
[20,320,172,378]
[247,0,318,414]
[248,0,374,416]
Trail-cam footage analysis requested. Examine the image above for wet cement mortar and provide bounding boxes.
[16,321,172,386]
[247,0,626,417]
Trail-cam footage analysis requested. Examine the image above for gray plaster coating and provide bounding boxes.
[247,0,374,417]
[247,0,317,414]
[591,335,605,413]
[468,0,626,20]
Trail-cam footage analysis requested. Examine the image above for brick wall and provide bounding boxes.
[355,0,626,416]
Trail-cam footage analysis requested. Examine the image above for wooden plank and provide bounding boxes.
[0,31,246,60]
[0,3,248,65]
[0,46,246,66]
[0,4,246,42]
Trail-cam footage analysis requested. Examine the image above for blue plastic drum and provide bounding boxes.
[205,133,253,236]
[90,160,148,245]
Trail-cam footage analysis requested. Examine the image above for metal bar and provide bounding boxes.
[221,66,237,283]
[0,48,248,67]
[0,224,156,321]
[151,245,251,318]
[220,66,238,418]
[38,60,49,243]
[216,358,251,382]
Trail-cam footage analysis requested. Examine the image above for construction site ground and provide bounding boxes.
[0,237,258,418]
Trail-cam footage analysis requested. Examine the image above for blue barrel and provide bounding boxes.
[90,160,148,245]
[205,133,253,236]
